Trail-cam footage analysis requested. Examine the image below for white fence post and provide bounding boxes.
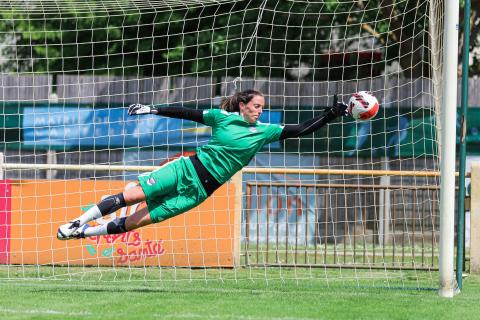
[470,163,480,273]
[0,152,3,180]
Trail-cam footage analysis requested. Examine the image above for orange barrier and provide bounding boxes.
[0,181,11,264]
[5,176,241,267]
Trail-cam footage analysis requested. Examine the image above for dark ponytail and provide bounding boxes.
[220,89,263,112]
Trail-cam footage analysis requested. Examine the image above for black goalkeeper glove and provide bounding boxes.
[327,94,349,117]
[128,103,156,116]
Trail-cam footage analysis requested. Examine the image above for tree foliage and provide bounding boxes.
[0,0,478,80]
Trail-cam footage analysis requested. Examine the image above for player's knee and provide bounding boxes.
[106,217,127,234]
[97,193,126,216]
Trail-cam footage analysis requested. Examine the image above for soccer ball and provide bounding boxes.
[347,91,379,121]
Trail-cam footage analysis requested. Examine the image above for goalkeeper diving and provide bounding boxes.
[57,90,349,240]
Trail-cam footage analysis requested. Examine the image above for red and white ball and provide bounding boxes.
[347,91,379,121]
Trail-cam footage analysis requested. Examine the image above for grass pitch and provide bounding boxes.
[0,267,479,320]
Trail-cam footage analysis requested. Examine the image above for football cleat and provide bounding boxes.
[57,220,81,240]
[70,224,90,239]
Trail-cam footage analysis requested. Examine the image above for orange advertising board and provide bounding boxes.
[5,177,241,267]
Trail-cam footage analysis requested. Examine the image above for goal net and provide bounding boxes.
[0,0,451,290]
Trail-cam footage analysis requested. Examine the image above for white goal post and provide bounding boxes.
[0,0,460,294]
[438,0,460,298]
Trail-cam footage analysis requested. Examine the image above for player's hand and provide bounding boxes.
[330,94,349,117]
[128,103,152,116]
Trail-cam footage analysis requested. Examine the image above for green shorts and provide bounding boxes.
[138,156,208,223]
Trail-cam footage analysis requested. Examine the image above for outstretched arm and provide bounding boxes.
[128,104,205,124]
[279,95,349,140]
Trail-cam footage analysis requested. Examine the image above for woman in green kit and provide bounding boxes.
[57,89,348,240]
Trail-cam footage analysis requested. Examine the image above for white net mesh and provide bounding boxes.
[0,0,446,289]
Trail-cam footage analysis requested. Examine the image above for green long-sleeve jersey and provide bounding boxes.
[196,109,283,184]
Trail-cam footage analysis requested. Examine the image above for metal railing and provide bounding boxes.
[243,182,440,270]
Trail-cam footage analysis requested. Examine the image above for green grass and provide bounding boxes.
[243,243,439,268]
[0,267,479,320]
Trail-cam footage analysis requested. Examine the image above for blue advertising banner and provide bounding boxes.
[23,106,282,149]
[18,104,480,155]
